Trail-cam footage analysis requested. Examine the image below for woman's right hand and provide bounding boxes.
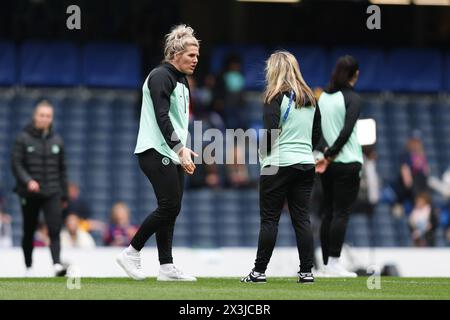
[315,158,330,174]
[27,180,40,193]
[177,147,199,175]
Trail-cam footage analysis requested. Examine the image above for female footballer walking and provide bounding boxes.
[116,24,199,281]
[241,51,321,284]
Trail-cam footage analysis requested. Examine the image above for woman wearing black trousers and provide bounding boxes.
[315,55,363,277]
[11,100,68,277]
[116,24,199,281]
[241,51,321,284]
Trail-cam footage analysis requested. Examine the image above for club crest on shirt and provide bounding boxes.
[52,145,60,154]
[162,157,170,166]
[27,146,35,153]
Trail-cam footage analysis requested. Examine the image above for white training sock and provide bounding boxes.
[126,245,139,255]
[160,263,174,272]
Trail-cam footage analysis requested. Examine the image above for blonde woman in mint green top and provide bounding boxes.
[116,24,199,282]
[242,51,321,284]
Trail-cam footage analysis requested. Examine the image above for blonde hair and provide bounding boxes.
[164,24,200,62]
[34,99,53,113]
[110,202,130,224]
[263,51,316,108]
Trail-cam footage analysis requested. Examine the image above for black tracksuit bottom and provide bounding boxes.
[130,148,184,265]
[20,193,62,267]
[254,165,315,274]
[319,162,361,265]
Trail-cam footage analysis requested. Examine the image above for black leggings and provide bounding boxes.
[130,149,184,265]
[254,166,315,273]
[319,162,361,265]
[21,193,62,267]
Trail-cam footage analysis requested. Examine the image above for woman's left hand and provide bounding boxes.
[177,147,199,175]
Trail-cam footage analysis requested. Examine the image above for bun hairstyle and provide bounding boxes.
[164,24,200,62]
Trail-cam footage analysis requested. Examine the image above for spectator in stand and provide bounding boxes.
[354,145,380,246]
[214,54,246,129]
[409,192,438,247]
[64,182,104,233]
[355,145,380,217]
[60,213,96,248]
[104,202,138,247]
[0,213,13,248]
[0,186,13,248]
[394,130,430,216]
[188,75,226,132]
[428,165,450,243]
[34,220,49,247]
[225,144,252,188]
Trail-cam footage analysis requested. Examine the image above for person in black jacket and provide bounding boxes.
[11,100,68,277]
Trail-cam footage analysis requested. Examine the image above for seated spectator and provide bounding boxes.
[428,165,450,243]
[64,182,104,233]
[103,202,137,246]
[354,146,380,246]
[225,144,252,188]
[61,213,96,248]
[394,130,430,216]
[0,212,12,248]
[355,145,380,217]
[34,221,50,247]
[188,75,226,132]
[409,192,438,247]
[0,187,13,248]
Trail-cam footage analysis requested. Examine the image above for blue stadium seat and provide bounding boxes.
[19,41,80,86]
[285,46,328,88]
[82,43,141,88]
[0,42,16,85]
[382,49,443,92]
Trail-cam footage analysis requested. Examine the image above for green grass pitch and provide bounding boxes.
[0,277,449,300]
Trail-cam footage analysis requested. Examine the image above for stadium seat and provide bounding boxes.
[285,46,329,88]
[19,41,80,86]
[0,42,16,85]
[382,49,443,92]
[82,43,141,88]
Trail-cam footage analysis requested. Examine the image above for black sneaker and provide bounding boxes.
[298,272,314,283]
[240,270,267,283]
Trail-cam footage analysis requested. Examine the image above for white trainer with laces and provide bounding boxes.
[157,264,197,281]
[116,249,147,281]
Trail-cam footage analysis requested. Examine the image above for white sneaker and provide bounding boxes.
[157,264,197,281]
[54,263,68,277]
[325,263,357,278]
[116,250,147,281]
[24,267,35,278]
[314,265,332,278]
